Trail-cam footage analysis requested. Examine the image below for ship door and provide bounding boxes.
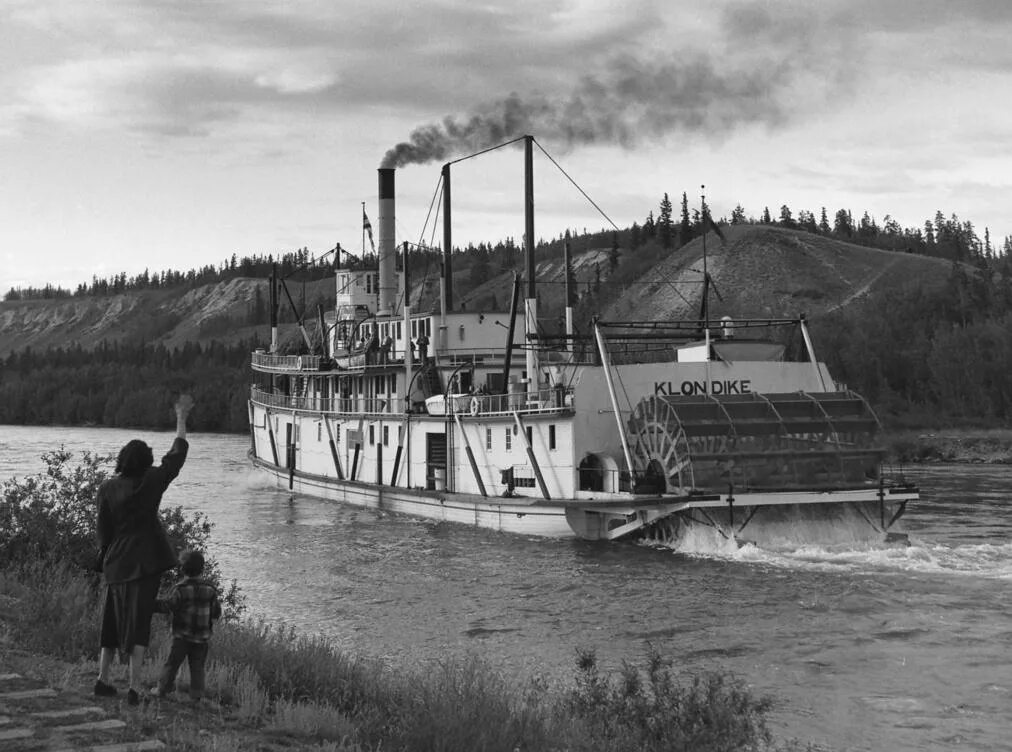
[425,432,447,491]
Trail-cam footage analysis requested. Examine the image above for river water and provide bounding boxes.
[1,425,1010,751]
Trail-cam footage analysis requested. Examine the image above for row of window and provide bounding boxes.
[271,417,558,454]
[486,425,557,451]
[357,318,433,341]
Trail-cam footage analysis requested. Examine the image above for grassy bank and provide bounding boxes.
[884,428,1012,464]
[0,561,810,751]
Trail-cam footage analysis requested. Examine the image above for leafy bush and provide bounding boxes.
[0,447,244,619]
[559,648,775,752]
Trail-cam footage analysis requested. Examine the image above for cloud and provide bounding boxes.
[380,2,868,167]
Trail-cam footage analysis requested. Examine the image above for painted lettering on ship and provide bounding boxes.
[653,380,752,396]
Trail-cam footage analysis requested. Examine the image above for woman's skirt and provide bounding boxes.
[100,573,161,652]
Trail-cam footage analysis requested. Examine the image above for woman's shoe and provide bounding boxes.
[93,679,117,697]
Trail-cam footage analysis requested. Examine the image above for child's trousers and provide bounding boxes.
[158,636,209,699]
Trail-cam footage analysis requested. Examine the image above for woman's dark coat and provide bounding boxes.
[97,438,189,584]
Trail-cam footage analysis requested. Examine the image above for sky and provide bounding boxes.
[2,0,1011,294]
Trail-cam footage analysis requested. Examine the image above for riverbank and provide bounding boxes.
[0,564,808,752]
[884,428,1012,464]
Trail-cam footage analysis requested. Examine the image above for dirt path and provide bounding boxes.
[826,258,899,312]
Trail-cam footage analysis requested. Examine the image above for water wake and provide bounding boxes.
[643,506,1012,580]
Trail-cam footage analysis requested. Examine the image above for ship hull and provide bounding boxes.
[249,447,916,542]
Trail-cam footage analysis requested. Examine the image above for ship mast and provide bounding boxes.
[524,135,538,395]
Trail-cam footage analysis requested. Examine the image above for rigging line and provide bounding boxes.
[638,256,695,310]
[446,135,528,167]
[611,355,636,452]
[530,137,691,311]
[408,182,443,313]
[533,139,619,232]
[418,173,444,250]
[428,184,443,250]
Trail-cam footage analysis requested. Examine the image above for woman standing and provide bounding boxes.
[94,394,194,705]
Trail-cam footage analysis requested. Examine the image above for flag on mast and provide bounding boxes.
[362,206,376,253]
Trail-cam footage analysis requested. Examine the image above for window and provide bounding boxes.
[383,426,389,446]
[369,425,375,445]
[317,423,322,442]
[486,427,492,450]
[396,321,402,340]
[549,424,556,450]
[263,413,268,429]
[505,428,512,451]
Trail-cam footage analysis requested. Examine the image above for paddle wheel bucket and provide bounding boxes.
[628,391,885,494]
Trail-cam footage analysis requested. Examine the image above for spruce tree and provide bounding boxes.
[679,192,692,246]
[658,193,674,249]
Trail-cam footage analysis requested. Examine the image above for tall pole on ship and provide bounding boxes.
[270,262,278,354]
[402,240,413,487]
[441,162,452,355]
[702,186,712,392]
[564,232,574,353]
[402,240,413,396]
[524,135,538,395]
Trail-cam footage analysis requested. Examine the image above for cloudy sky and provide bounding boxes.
[2,0,1010,293]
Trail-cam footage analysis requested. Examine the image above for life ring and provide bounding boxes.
[296,356,303,370]
[469,396,481,416]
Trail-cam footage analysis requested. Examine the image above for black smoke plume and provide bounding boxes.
[381,4,853,169]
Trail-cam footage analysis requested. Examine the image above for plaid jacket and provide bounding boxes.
[160,576,221,643]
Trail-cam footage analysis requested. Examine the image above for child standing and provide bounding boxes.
[153,549,221,701]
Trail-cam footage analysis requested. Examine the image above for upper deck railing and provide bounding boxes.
[251,386,406,415]
[249,385,574,418]
[251,352,322,372]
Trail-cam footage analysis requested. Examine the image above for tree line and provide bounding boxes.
[8,191,1008,304]
[0,340,256,432]
[3,247,329,302]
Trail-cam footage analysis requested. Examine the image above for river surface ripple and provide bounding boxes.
[2,426,1010,751]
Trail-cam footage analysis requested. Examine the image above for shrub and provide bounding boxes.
[0,447,245,619]
[558,648,774,752]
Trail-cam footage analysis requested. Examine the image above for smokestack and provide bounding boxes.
[377,168,396,316]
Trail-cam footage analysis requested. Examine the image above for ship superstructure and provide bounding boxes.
[249,136,916,544]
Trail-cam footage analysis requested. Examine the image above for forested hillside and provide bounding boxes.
[2,198,1011,432]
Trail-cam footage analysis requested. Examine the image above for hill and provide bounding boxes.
[603,225,955,322]
[0,226,955,359]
